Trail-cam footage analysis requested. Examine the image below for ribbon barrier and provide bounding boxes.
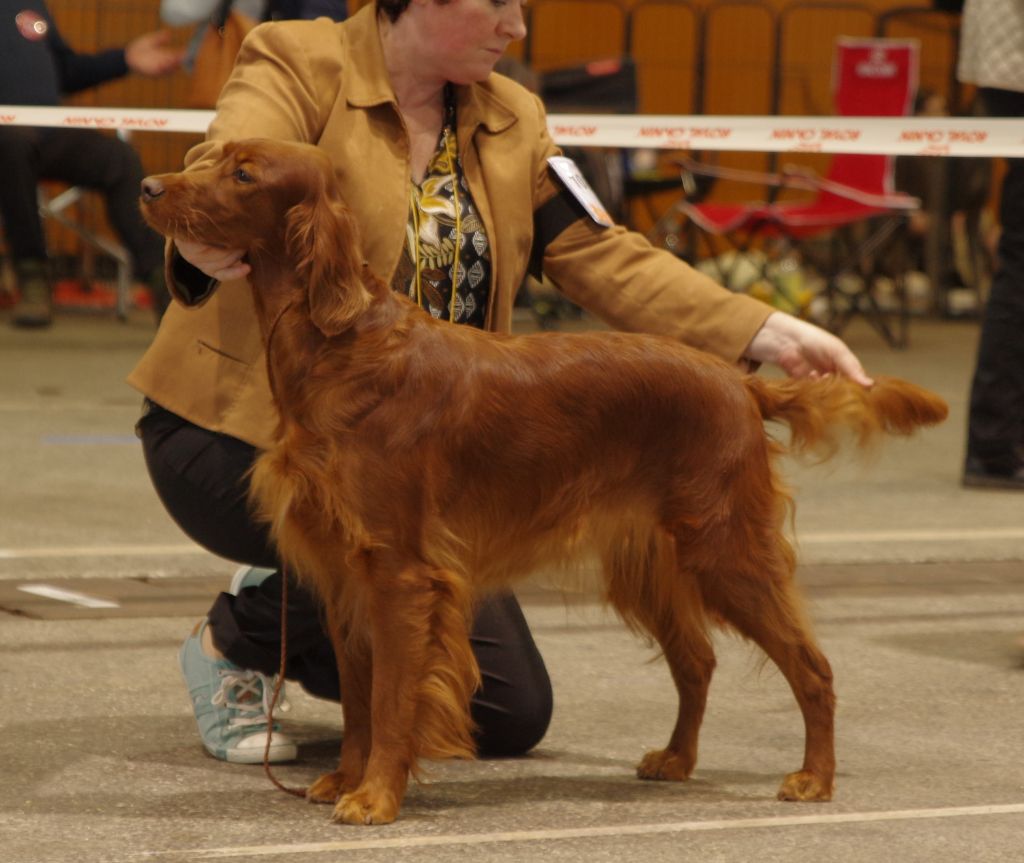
[2,105,1023,157]
[0,105,215,135]
[548,114,1024,158]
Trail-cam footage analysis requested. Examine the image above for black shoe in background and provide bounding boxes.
[962,455,1024,490]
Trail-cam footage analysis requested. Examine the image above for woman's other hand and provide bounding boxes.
[744,311,874,387]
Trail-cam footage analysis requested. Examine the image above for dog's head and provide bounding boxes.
[141,138,372,335]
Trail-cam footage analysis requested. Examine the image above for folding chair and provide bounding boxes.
[670,37,922,347]
[33,127,138,320]
[37,184,133,320]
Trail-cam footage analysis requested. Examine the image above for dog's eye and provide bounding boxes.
[233,167,254,184]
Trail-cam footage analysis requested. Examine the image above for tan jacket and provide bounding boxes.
[128,4,771,450]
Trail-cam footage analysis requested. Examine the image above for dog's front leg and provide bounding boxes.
[332,558,476,826]
[308,628,373,805]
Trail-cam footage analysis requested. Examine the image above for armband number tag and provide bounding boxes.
[547,156,614,227]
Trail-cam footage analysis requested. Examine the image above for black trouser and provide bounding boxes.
[137,402,553,756]
[0,126,164,279]
[967,89,1024,471]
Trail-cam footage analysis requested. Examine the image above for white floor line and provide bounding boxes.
[0,400,141,412]
[139,802,1024,859]
[17,583,119,609]
[798,527,1024,544]
[2,526,1023,564]
[0,543,210,560]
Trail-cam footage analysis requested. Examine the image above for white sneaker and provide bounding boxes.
[179,620,298,764]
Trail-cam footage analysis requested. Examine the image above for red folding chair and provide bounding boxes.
[670,37,921,347]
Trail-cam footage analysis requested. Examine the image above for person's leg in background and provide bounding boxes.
[138,403,553,763]
[963,87,1024,489]
[36,128,171,320]
[0,126,56,327]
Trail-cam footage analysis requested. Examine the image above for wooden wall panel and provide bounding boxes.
[877,7,966,112]
[525,0,629,70]
[629,0,701,115]
[698,1,780,196]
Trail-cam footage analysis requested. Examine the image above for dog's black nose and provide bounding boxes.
[140,177,164,203]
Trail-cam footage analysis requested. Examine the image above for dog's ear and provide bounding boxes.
[285,182,372,337]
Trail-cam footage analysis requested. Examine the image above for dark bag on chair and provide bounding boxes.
[187,0,257,109]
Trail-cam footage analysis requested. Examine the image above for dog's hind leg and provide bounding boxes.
[634,606,717,784]
[696,531,836,802]
[603,530,716,783]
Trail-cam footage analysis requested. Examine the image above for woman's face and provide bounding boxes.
[415,0,528,84]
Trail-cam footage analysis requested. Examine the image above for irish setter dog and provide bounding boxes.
[141,139,948,826]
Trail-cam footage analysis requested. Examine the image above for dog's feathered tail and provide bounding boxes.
[744,374,949,460]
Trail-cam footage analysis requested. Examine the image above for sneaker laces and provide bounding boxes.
[211,669,291,730]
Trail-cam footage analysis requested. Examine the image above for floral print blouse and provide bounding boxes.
[393,96,491,328]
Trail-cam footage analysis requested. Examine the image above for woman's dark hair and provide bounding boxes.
[377,0,413,22]
[377,0,453,22]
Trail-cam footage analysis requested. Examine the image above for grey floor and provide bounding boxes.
[1,304,1023,863]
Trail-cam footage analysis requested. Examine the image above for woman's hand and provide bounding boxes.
[174,237,252,282]
[743,311,874,387]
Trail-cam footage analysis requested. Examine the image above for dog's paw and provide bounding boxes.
[777,770,833,802]
[307,770,354,805]
[332,788,399,826]
[636,749,693,782]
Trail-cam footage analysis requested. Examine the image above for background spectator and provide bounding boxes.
[0,0,183,327]
[957,0,1024,489]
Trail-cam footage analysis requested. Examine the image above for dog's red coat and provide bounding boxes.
[142,139,949,825]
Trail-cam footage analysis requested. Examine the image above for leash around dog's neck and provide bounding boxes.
[261,300,299,418]
[263,564,308,799]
